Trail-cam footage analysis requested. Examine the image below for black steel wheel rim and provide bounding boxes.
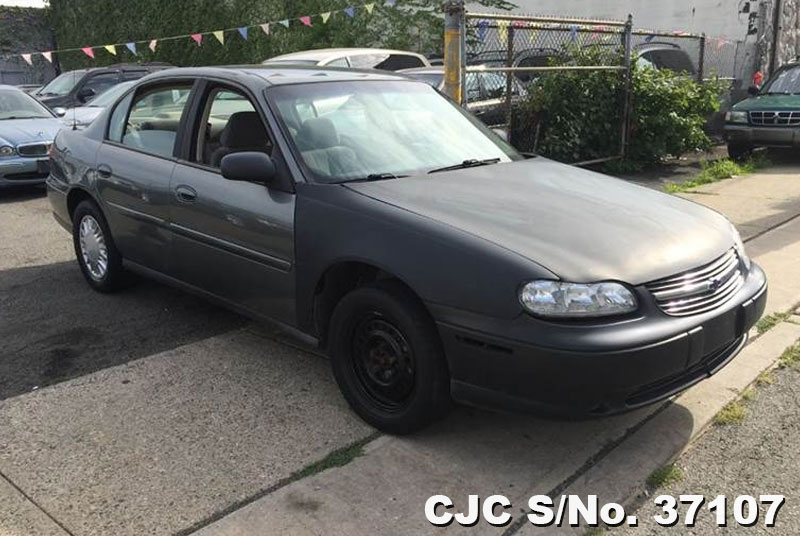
[351,312,415,411]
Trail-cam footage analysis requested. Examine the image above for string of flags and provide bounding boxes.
[11,0,393,65]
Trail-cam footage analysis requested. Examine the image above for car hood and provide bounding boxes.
[0,117,62,145]
[345,159,734,285]
[732,94,800,111]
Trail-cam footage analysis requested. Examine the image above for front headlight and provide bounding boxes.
[0,145,15,157]
[725,111,749,124]
[731,223,751,270]
[519,280,638,318]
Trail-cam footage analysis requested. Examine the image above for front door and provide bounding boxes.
[168,84,296,324]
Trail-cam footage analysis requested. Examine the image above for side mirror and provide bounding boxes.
[220,152,276,185]
[748,85,760,96]
[53,107,67,117]
[77,87,96,102]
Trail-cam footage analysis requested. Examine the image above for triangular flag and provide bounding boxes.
[41,51,52,63]
[344,7,355,17]
[365,3,375,14]
[644,34,655,42]
[568,24,578,42]
[81,47,95,59]
[260,23,270,35]
[497,20,508,46]
[126,42,137,55]
[385,0,396,6]
[278,19,290,28]
[21,53,32,65]
[149,39,157,52]
[213,30,224,44]
[104,45,117,55]
[237,26,248,39]
[477,20,489,42]
[191,33,203,46]
[321,12,332,23]
[300,16,312,27]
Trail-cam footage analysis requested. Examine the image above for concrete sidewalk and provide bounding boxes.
[1,160,799,536]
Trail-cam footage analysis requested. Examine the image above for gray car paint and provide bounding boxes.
[47,65,739,339]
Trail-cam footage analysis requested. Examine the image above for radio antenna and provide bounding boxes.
[71,69,78,131]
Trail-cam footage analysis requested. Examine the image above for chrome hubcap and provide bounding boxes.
[79,215,108,281]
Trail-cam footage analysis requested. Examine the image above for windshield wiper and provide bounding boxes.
[335,173,408,184]
[428,158,501,174]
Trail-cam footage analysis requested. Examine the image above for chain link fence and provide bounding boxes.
[446,9,745,165]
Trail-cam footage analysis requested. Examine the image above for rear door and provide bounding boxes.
[168,81,296,324]
[96,79,196,273]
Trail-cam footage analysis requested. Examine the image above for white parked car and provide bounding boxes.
[262,48,430,71]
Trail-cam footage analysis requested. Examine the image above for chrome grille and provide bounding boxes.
[646,249,744,316]
[17,142,51,157]
[749,110,800,126]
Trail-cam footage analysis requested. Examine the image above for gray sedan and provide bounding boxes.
[0,85,62,188]
[47,66,767,434]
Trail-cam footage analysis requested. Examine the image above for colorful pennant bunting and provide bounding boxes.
[385,0,396,5]
[81,47,95,59]
[260,23,270,35]
[237,26,248,39]
[41,51,52,62]
[126,42,137,55]
[213,30,225,44]
[104,44,117,55]
[191,33,203,45]
[300,16,312,27]
[21,53,32,65]
[365,3,375,14]
[278,19,290,28]
[149,39,158,52]
[497,20,508,46]
[477,20,489,42]
[344,7,356,18]
[321,12,332,23]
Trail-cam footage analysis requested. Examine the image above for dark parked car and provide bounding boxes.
[401,66,528,126]
[35,63,171,111]
[47,66,767,434]
[724,60,800,159]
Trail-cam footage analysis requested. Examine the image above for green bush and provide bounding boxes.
[514,47,725,167]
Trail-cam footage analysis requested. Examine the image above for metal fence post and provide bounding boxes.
[505,24,515,144]
[620,14,634,159]
[443,0,466,105]
[698,33,706,82]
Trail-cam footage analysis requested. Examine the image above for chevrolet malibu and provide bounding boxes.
[47,66,767,434]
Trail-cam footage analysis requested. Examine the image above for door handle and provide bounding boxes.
[96,164,112,178]
[174,185,197,203]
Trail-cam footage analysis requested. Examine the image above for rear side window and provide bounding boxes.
[375,54,425,71]
[82,73,120,96]
[107,92,135,143]
[111,83,193,158]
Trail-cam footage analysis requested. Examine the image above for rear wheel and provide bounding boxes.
[72,200,126,292]
[727,143,753,161]
[328,281,451,434]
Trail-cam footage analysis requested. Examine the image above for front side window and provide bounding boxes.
[268,80,519,183]
[116,83,192,157]
[0,89,53,120]
[37,71,85,97]
[194,88,272,167]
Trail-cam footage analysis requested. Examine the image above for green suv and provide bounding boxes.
[724,61,800,159]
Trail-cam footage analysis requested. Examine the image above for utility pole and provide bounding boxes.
[443,0,465,104]
[769,0,783,75]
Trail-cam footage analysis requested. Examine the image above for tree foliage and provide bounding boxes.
[46,0,514,71]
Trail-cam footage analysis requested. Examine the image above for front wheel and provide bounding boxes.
[328,281,451,434]
[72,200,126,292]
[727,143,753,161]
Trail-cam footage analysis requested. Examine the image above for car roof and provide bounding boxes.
[264,48,427,63]
[63,63,171,75]
[145,65,413,86]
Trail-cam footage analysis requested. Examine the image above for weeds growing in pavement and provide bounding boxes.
[665,154,771,193]
[756,312,792,334]
[646,464,684,489]
[714,400,748,425]
[778,342,800,369]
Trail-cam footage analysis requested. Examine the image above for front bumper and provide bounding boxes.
[723,124,800,147]
[0,156,51,187]
[435,263,768,417]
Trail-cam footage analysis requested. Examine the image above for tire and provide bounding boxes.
[328,280,451,434]
[727,143,753,161]
[72,199,126,292]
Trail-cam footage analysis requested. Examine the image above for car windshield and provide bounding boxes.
[86,81,135,107]
[763,65,800,94]
[0,89,53,120]
[268,80,520,183]
[37,71,84,96]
